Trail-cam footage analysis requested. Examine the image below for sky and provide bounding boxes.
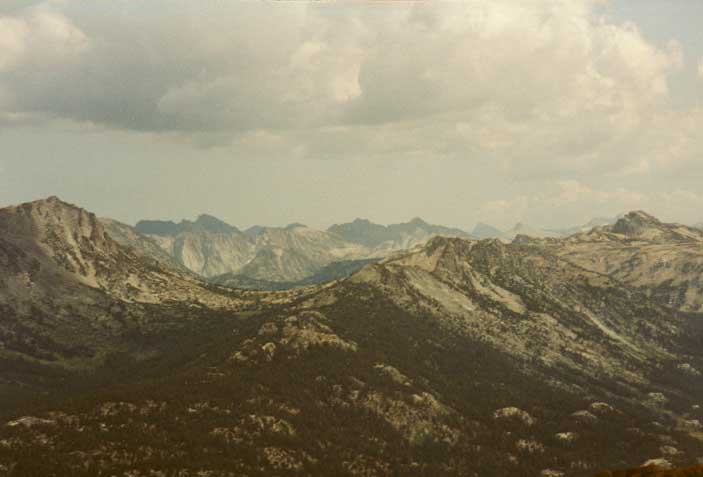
[0,0,702,231]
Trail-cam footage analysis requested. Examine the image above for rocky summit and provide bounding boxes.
[1,198,702,477]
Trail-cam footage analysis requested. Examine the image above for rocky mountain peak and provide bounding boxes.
[192,214,239,234]
[0,196,112,251]
[423,234,454,252]
[471,222,505,239]
[408,217,429,227]
[610,210,663,237]
[136,214,239,236]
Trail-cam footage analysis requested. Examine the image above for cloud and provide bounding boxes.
[477,180,703,229]
[0,3,678,124]
[0,0,700,186]
[478,180,645,228]
[0,3,89,124]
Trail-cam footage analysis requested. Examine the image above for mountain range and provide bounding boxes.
[1,197,702,476]
[121,212,620,289]
[126,215,474,284]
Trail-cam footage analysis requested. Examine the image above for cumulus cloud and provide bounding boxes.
[0,3,680,124]
[0,0,701,194]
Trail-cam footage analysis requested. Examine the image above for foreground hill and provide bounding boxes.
[1,200,702,476]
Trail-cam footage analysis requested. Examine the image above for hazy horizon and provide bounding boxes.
[0,193,678,235]
[1,1,703,230]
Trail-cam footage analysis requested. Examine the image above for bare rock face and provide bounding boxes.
[517,210,703,312]
[0,197,257,374]
[130,215,473,284]
[611,211,663,237]
[0,196,117,284]
[136,218,372,281]
[100,217,189,273]
[0,197,246,306]
[494,407,536,426]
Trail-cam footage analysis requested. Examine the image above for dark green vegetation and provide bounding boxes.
[210,258,379,290]
[2,281,702,476]
[595,464,703,476]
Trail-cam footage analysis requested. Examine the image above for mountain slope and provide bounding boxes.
[1,223,702,476]
[210,258,379,290]
[134,219,370,281]
[100,217,191,273]
[0,197,267,406]
[519,211,703,312]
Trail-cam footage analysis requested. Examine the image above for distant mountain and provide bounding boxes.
[125,215,473,285]
[243,225,268,237]
[100,217,190,273]
[692,222,703,230]
[327,218,391,247]
[328,217,472,248]
[133,218,368,281]
[471,222,507,239]
[547,216,616,236]
[135,214,240,236]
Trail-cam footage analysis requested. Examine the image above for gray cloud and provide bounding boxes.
[1,0,702,229]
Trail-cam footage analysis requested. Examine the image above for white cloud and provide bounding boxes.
[477,179,703,230]
[0,5,88,71]
[0,3,88,124]
[0,3,681,130]
[0,0,700,192]
[478,180,645,229]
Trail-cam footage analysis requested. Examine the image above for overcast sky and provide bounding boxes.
[1,0,702,230]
